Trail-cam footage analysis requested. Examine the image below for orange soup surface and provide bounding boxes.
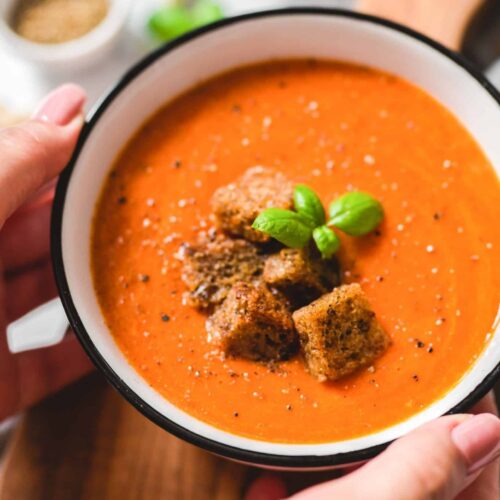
[92,61,500,443]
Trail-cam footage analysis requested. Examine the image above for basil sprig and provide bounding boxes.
[252,186,383,258]
[293,184,325,227]
[252,208,314,248]
[313,225,340,258]
[328,192,384,236]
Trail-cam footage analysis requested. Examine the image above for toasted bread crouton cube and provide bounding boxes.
[292,284,390,381]
[206,282,298,362]
[211,166,294,242]
[263,248,340,308]
[181,235,264,310]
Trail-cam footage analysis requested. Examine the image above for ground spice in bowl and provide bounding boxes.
[11,0,108,44]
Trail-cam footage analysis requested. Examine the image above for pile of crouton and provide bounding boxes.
[181,166,390,381]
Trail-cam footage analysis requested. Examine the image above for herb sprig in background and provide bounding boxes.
[148,0,223,42]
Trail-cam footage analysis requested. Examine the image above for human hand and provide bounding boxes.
[0,85,94,422]
[246,393,500,500]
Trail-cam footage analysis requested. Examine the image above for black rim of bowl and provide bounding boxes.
[51,7,500,468]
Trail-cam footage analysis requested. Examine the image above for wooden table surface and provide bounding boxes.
[0,1,497,499]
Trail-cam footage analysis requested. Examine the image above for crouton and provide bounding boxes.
[181,234,264,310]
[292,284,390,381]
[206,282,298,362]
[211,166,294,242]
[263,247,340,308]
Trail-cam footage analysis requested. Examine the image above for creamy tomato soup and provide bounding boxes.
[92,60,499,443]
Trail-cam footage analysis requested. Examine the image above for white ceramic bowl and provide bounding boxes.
[51,8,500,469]
[0,0,131,71]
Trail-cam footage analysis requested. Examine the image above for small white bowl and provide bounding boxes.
[0,0,132,71]
[44,8,500,469]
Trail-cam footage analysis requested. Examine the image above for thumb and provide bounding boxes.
[292,413,500,500]
[0,84,86,226]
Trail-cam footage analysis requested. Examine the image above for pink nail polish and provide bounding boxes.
[32,84,86,126]
[451,413,500,474]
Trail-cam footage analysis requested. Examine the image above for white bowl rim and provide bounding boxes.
[51,7,500,468]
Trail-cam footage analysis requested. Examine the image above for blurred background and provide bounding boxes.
[0,1,499,498]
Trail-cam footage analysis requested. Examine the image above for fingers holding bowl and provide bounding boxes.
[0,84,86,227]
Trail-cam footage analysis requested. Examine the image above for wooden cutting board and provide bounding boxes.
[359,0,483,50]
[0,1,491,498]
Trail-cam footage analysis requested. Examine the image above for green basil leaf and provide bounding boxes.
[190,0,224,28]
[312,226,340,259]
[252,208,312,248]
[328,191,384,236]
[148,6,195,41]
[293,184,325,227]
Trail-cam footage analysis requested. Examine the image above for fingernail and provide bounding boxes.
[32,84,86,126]
[451,413,500,474]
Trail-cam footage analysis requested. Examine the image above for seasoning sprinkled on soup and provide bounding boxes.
[92,60,500,443]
